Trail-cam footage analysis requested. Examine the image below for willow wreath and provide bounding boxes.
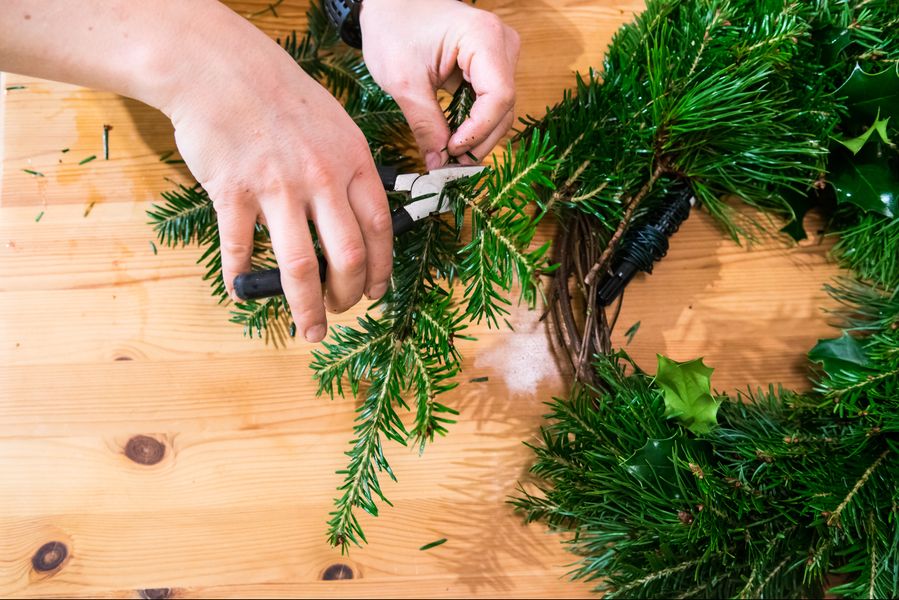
[513,1,899,598]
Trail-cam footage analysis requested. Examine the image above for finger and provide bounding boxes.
[265,202,327,343]
[391,76,452,170]
[347,166,393,300]
[449,24,518,156]
[213,196,258,301]
[441,68,464,95]
[463,107,515,163]
[311,193,368,314]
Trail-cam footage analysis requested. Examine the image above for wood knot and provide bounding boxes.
[321,563,354,580]
[138,589,172,600]
[32,541,68,572]
[125,435,165,465]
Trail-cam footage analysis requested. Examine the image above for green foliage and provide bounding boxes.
[314,133,555,549]
[147,1,554,551]
[523,0,844,241]
[516,345,898,598]
[455,130,557,326]
[834,115,892,155]
[832,212,899,289]
[655,355,720,435]
[835,63,899,124]
[808,331,873,374]
[829,133,899,218]
[516,0,899,597]
[148,184,216,248]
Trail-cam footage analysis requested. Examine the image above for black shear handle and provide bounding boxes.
[233,165,413,301]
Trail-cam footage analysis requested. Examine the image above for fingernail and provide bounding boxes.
[368,281,388,300]
[305,324,327,343]
[426,151,442,171]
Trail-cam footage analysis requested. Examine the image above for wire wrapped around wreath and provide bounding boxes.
[516,0,899,597]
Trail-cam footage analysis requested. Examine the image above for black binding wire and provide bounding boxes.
[596,182,694,306]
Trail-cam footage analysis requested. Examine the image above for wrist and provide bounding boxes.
[128,1,281,119]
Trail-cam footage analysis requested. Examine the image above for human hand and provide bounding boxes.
[359,0,520,169]
[159,6,392,343]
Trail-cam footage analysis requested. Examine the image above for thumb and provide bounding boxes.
[392,83,452,171]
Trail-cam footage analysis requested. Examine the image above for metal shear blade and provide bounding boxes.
[395,165,486,222]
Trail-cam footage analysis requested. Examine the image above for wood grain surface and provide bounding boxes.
[1,1,844,598]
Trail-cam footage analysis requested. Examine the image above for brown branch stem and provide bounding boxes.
[584,163,667,286]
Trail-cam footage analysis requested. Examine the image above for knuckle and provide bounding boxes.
[281,254,321,280]
[220,239,254,258]
[338,243,367,274]
[210,189,245,213]
[302,162,338,189]
[476,12,505,35]
[497,88,516,111]
[506,27,521,53]
[385,78,415,102]
[369,208,394,237]
[410,119,438,140]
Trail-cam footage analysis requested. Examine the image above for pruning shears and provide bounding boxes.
[233,164,485,301]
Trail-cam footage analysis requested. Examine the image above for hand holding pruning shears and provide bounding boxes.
[0,0,520,341]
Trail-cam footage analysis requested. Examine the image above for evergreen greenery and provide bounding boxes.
[147,1,555,551]
[145,1,899,589]
[513,0,899,597]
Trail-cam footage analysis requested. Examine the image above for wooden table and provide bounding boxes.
[1,1,843,597]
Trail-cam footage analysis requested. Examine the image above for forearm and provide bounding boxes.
[0,0,268,115]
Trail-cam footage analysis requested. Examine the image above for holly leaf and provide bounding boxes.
[623,435,679,495]
[655,355,720,434]
[835,63,899,124]
[834,114,892,155]
[813,25,852,67]
[829,138,899,218]
[809,331,872,375]
[779,186,816,242]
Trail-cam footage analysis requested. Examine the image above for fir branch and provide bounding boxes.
[312,317,393,398]
[832,212,899,289]
[826,449,890,528]
[230,296,290,339]
[147,184,216,247]
[327,348,407,551]
[868,512,877,600]
[519,1,899,598]
[406,337,460,453]
[456,131,557,326]
[316,216,466,548]
[754,556,792,598]
[607,559,703,599]
[446,80,476,134]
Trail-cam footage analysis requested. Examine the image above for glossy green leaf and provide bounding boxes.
[655,355,720,434]
[814,25,852,67]
[779,187,816,242]
[623,435,679,495]
[834,115,892,155]
[834,63,899,124]
[829,140,899,218]
[809,331,872,375]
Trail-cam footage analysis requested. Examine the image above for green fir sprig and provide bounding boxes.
[147,1,556,551]
[515,0,899,597]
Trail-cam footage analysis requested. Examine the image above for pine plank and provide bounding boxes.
[1,1,842,598]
